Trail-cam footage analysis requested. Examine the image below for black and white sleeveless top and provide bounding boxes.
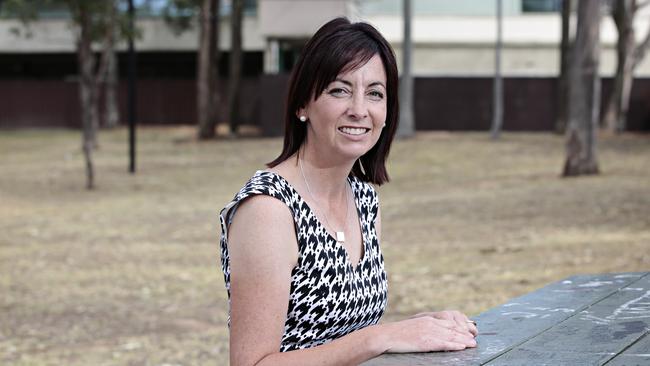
[219,170,388,351]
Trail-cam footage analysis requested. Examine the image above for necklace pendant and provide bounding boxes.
[336,231,345,243]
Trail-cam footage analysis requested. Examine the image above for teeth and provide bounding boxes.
[339,127,368,135]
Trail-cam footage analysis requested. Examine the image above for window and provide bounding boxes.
[141,0,257,17]
[522,0,561,13]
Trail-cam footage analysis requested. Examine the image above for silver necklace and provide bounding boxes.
[299,156,350,243]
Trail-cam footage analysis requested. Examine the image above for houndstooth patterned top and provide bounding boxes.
[219,170,388,351]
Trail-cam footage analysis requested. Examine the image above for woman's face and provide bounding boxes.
[300,54,387,162]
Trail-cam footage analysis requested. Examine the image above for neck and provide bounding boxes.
[298,144,354,200]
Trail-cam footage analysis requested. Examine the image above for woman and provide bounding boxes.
[219,17,478,365]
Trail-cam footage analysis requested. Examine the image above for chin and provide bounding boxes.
[338,144,373,161]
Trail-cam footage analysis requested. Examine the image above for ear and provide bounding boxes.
[296,107,306,118]
[296,107,308,120]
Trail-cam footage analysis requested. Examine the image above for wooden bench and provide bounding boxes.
[363,272,650,365]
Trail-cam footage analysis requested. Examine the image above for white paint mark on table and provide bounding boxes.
[580,313,611,325]
[580,290,650,324]
[578,281,614,288]
[481,339,507,355]
[500,306,575,320]
[611,290,650,320]
[501,311,539,319]
[615,274,644,278]
[529,306,550,311]
[502,302,529,307]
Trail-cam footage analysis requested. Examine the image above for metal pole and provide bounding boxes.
[397,0,414,138]
[127,0,137,173]
[490,0,504,140]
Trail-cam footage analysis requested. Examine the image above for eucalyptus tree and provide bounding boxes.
[163,0,221,139]
[103,1,120,129]
[601,0,650,133]
[4,0,127,189]
[397,0,414,138]
[490,0,504,140]
[563,0,601,177]
[228,0,243,136]
[556,0,573,134]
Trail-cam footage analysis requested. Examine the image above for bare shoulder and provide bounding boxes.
[228,194,299,269]
[227,193,298,364]
[232,193,293,223]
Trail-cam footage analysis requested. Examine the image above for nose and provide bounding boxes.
[347,92,368,121]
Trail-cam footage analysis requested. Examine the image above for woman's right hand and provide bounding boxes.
[378,315,477,353]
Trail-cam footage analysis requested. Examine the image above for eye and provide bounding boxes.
[328,88,350,97]
[368,90,384,100]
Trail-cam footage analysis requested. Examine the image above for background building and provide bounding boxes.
[1,0,649,131]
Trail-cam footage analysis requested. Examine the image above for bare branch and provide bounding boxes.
[612,0,623,31]
[636,0,650,10]
[633,21,650,67]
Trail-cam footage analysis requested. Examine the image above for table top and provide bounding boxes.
[363,272,650,366]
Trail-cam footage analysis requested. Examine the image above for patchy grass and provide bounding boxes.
[0,127,648,365]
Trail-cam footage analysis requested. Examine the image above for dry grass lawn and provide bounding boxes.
[0,127,648,365]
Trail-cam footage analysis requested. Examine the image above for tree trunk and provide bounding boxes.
[397,0,414,138]
[490,0,504,140]
[208,0,221,133]
[127,0,137,173]
[228,0,243,136]
[563,0,600,177]
[632,18,650,68]
[197,0,212,138]
[197,0,220,139]
[104,46,119,128]
[76,4,96,189]
[556,0,572,134]
[103,1,119,129]
[602,0,635,133]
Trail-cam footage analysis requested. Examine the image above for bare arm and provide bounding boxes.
[227,196,476,366]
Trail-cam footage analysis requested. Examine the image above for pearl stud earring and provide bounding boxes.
[299,116,307,122]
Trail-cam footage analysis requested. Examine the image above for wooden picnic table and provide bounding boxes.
[363,272,650,365]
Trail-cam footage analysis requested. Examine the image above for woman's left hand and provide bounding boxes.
[411,310,478,338]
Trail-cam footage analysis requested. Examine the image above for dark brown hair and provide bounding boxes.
[267,17,399,185]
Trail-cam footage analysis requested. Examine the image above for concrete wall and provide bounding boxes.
[367,14,650,76]
[358,0,522,16]
[3,10,650,76]
[259,0,350,38]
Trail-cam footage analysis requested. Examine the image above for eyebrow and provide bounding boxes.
[334,78,386,89]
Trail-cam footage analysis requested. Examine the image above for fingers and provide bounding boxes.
[419,327,476,351]
[431,310,478,337]
[450,311,478,337]
[427,318,477,349]
[422,311,474,337]
[442,341,470,351]
[386,316,478,353]
[467,320,479,337]
[446,325,477,348]
[450,311,475,337]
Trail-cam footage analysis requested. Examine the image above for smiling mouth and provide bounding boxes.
[338,127,370,136]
